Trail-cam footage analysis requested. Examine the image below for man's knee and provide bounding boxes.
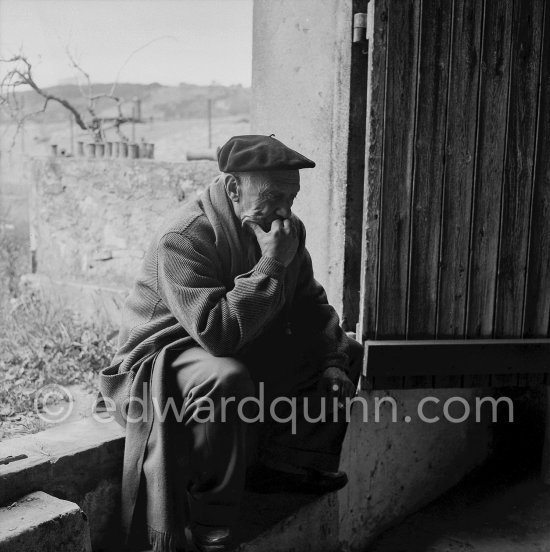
[211,356,255,399]
[173,348,255,402]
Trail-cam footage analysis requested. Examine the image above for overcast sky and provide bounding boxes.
[0,0,253,87]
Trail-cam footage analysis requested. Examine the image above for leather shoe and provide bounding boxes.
[246,464,348,494]
[190,524,233,552]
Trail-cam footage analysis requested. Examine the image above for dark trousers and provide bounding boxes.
[146,336,363,527]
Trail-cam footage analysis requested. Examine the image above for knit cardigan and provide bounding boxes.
[99,175,351,551]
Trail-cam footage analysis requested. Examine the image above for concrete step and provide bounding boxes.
[0,418,125,551]
[0,491,92,552]
[235,491,339,551]
[370,467,550,552]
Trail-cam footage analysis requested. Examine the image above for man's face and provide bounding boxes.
[236,170,300,232]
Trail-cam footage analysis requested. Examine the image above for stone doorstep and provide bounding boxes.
[0,398,491,552]
[0,418,125,506]
[0,491,92,552]
[0,417,342,551]
[0,417,337,552]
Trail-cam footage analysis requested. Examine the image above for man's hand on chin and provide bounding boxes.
[318,366,357,411]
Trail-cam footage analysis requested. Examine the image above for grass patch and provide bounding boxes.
[0,290,118,440]
[0,215,117,440]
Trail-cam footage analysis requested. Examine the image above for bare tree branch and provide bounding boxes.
[0,55,89,131]
[110,35,176,97]
[0,35,172,149]
[0,52,135,145]
[65,48,134,142]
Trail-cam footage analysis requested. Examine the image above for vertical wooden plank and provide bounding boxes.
[462,373,491,388]
[437,0,483,338]
[466,0,514,338]
[376,0,420,338]
[436,0,484,387]
[407,0,452,338]
[494,0,544,338]
[520,373,545,386]
[491,373,519,387]
[359,0,387,389]
[342,0,370,333]
[359,0,388,345]
[524,1,550,339]
[404,0,452,389]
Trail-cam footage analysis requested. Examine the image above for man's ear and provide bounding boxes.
[223,173,240,202]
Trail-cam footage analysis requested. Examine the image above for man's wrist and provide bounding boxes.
[255,255,286,279]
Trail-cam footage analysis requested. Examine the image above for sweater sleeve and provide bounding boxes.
[292,223,350,373]
[157,230,287,357]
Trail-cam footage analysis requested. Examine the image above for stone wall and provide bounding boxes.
[27,157,219,323]
[29,157,218,288]
[0,152,31,259]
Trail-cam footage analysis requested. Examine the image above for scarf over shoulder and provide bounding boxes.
[99,175,351,551]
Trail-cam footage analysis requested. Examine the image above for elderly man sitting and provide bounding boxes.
[100,135,363,552]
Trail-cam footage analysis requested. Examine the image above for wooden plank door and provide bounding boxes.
[358,0,550,388]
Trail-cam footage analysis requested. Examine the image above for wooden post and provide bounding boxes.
[342,0,370,332]
[207,98,212,149]
[20,95,25,153]
[186,149,217,161]
[69,115,74,156]
[131,98,137,143]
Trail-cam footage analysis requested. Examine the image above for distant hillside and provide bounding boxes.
[2,82,250,124]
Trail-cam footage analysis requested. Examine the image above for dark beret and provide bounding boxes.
[217,134,316,172]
